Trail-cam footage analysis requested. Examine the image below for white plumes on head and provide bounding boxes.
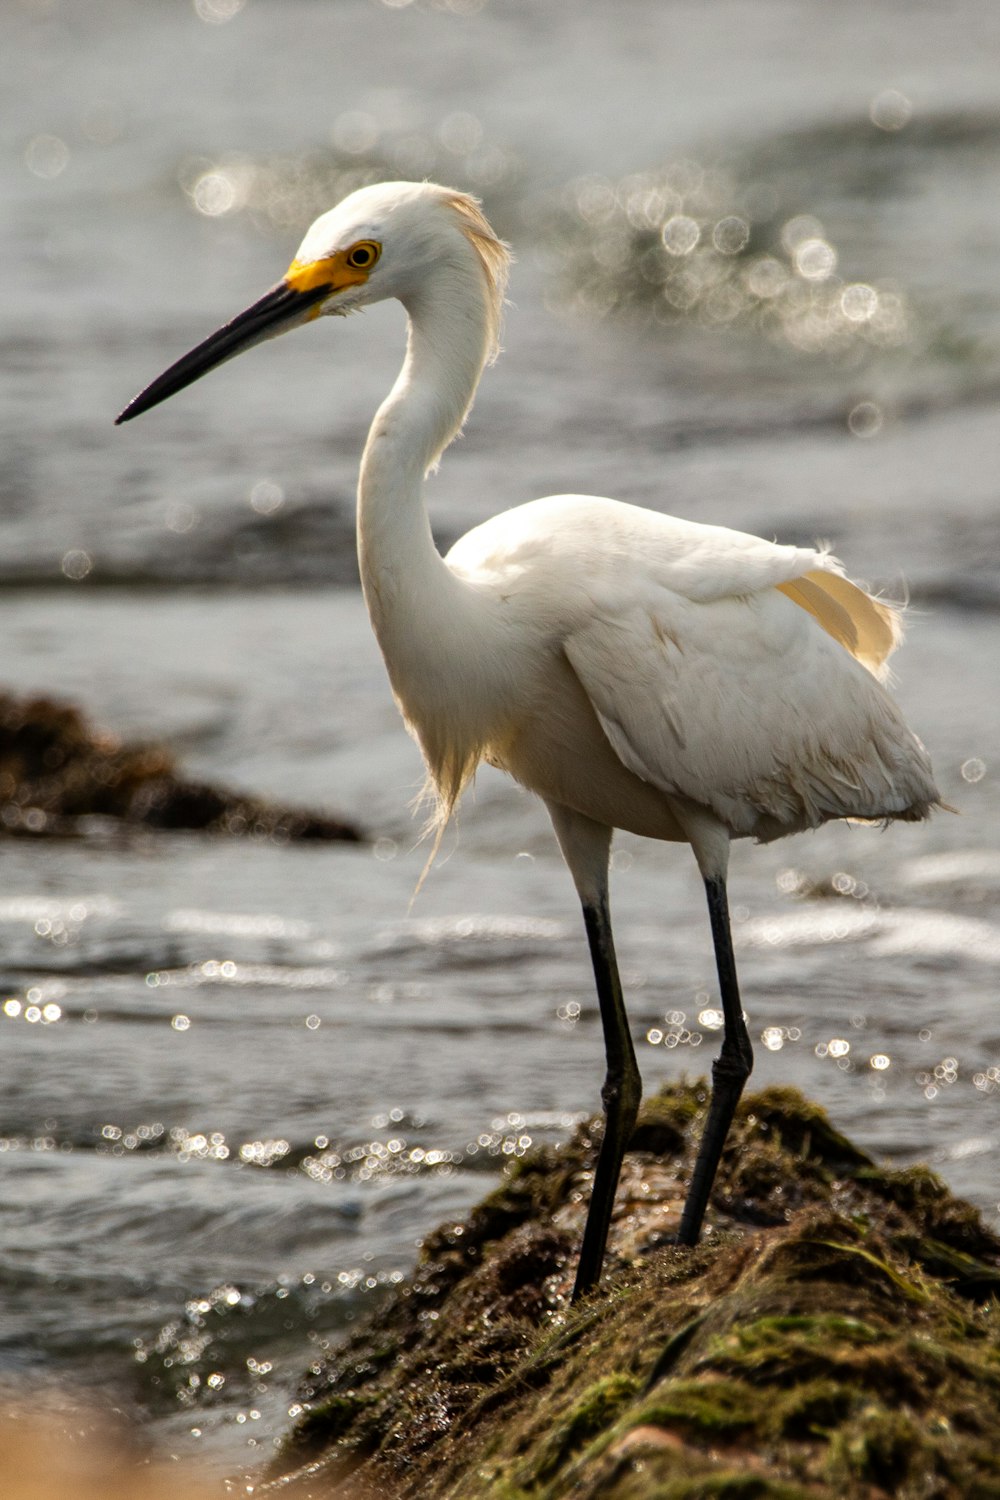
[439,189,511,362]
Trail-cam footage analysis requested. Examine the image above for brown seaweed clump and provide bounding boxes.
[0,691,360,842]
[263,1084,1000,1500]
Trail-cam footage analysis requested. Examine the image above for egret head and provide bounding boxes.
[115,181,508,425]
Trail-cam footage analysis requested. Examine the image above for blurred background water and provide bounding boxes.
[3,0,1000,1482]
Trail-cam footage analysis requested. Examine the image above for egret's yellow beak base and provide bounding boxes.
[286,251,371,297]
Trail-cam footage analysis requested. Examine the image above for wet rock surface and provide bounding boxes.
[263,1084,1000,1499]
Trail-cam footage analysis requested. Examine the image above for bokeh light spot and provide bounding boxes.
[661,215,700,257]
[847,401,883,438]
[712,215,750,255]
[249,480,284,516]
[870,89,913,132]
[780,214,824,253]
[793,237,837,282]
[193,0,246,23]
[166,502,198,533]
[61,550,93,581]
[192,171,238,217]
[24,134,69,180]
[840,284,878,323]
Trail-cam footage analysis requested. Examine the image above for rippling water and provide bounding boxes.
[4,0,1000,1481]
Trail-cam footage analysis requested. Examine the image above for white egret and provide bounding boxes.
[117,181,941,1301]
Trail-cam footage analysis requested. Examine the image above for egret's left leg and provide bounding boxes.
[573,890,641,1300]
[545,803,642,1302]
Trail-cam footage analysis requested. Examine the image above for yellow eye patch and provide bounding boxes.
[285,241,382,298]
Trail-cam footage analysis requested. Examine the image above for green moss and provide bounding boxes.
[530,1372,641,1483]
[737,1088,873,1171]
[265,1083,1000,1500]
[825,1402,944,1493]
[279,1390,380,1464]
[732,1313,880,1342]
[635,1377,769,1439]
[698,1311,882,1385]
[629,1084,706,1156]
[769,1378,856,1440]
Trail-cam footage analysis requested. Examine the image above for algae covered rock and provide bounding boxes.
[264,1084,1000,1499]
[0,690,360,841]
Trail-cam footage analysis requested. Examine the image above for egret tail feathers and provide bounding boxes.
[777,570,902,680]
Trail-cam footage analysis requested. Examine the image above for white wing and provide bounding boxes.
[449,495,933,840]
[449,493,899,675]
[567,587,937,840]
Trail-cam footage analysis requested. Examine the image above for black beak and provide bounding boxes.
[115,277,333,425]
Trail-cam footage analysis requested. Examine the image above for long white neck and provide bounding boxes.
[357,264,490,607]
[356,252,499,815]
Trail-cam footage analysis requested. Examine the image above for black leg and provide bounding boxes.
[572,894,642,1302]
[676,875,753,1247]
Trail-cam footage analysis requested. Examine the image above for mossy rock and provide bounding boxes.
[0,690,360,840]
[262,1084,1000,1499]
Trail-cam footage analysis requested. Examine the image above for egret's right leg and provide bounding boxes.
[676,872,753,1246]
[671,806,751,1247]
[545,803,642,1303]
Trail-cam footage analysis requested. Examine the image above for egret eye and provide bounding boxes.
[346,241,381,270]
